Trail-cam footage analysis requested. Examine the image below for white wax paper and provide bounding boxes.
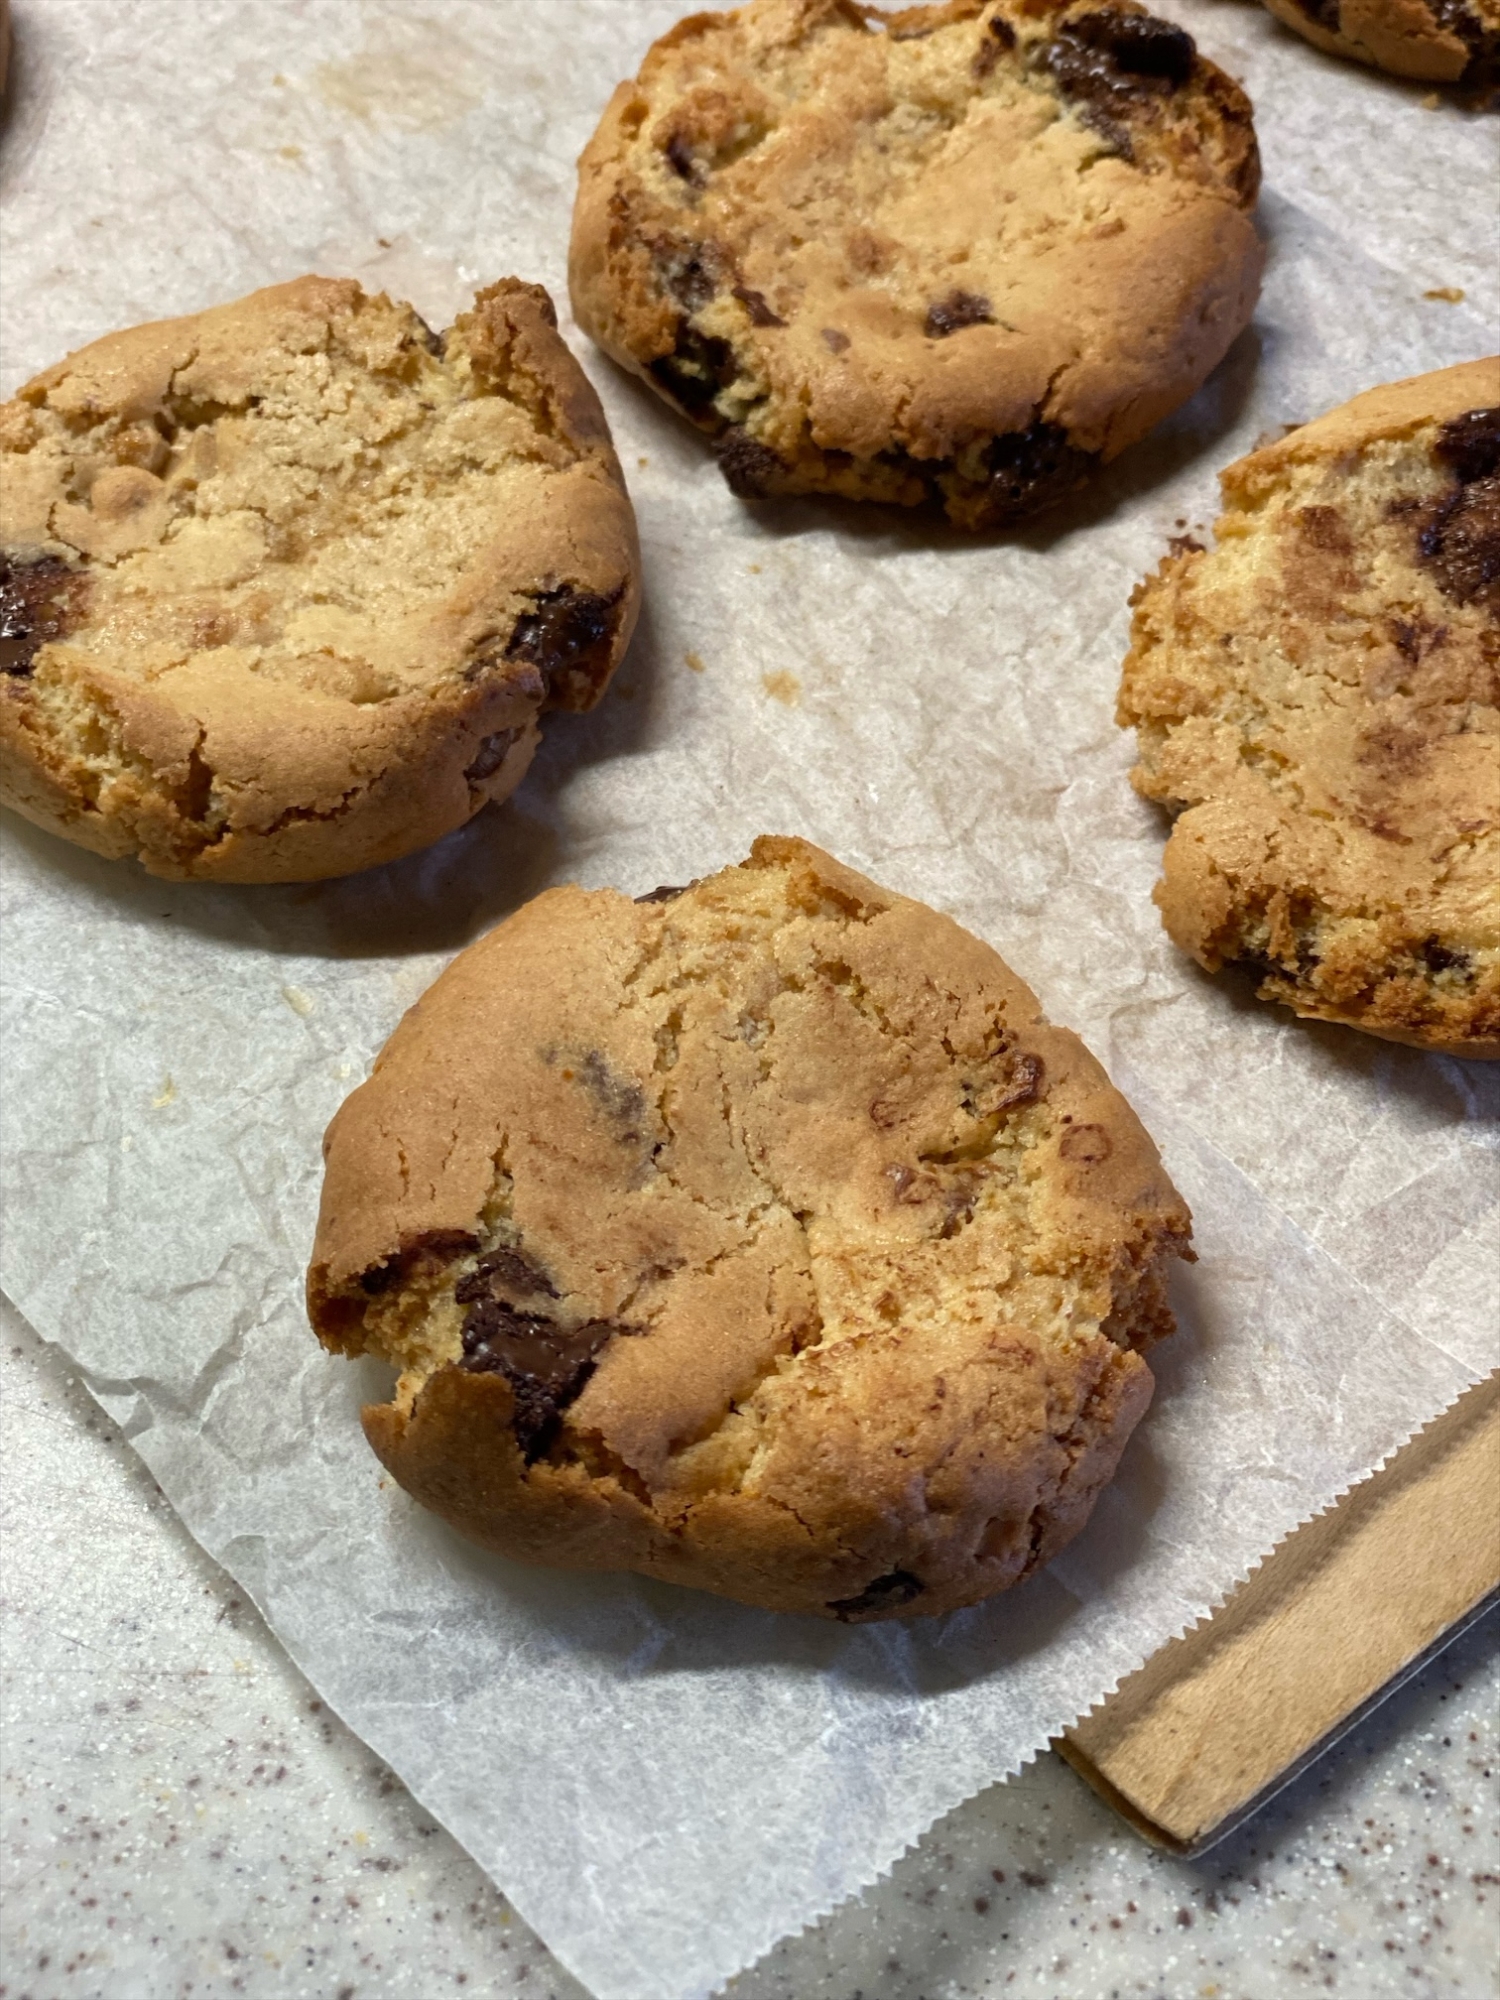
[2,3,1497,1996]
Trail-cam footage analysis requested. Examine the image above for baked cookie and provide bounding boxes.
[1259,0,1498,95]
[1119,359,1500,1058]
[308,836,1192,1621]
[0,278,639,882]
[570,0,1262,529]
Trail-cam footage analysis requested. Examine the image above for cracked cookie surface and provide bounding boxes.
[0,276,639,882]
[1258,0,1498,95]
[308,836,1192,1620]
[1119,358,1500,1058]
[569,0,1262,528]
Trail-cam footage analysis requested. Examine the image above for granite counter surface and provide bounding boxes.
[3,1297,1496,2000]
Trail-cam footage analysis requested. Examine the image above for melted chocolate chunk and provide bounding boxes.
[357,1229,479,1298]
[1435,408,1500,486]
[634,884,689,904]
[505,585,625,707]
[925,290,995,338]
[1063,10,1197,81]
[460,1298,619,1461]
[1418,477,1500,609]
[1425,0,1498,92]
[650,323,738,414]
[732,284,785,328]
[973,423,1098,526]
[463,727,519,785]
[1037,9,1196,136]
[1291,0,1341,27]
[827,1569,925,1620]
[717,428,787,498]
[0,555,88,678]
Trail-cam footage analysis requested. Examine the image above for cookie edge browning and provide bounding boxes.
[1121,356,1500,1061]
[0,277,641,885]
[308,836,1193,1619]
[1258,0,1495,90]
[568,0,1264,529]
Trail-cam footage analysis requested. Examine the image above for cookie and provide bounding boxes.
[0,277,639,882]
[1258,0,1498,95]
[308,836,1192,1621]
[569,0,1262,530]
[1119,359,1500,1058]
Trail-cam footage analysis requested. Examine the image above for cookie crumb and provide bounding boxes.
[684,650,706,674]
[761,670,801,706]
[1421,91,1441,108]
[151,1078,177,1110]
[281,985,316,1018]
[1424,287,1465,303]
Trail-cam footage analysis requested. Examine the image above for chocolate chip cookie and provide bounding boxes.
[308,837,1192,1620]
[0,277,639,882]
[570,0,1262,529]
[1119,358,1500,1058]
[1259,0,1498,95]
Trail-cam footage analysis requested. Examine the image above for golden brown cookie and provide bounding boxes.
[308,837,1192,1620]
[1119,358,1500,1058]
[569,0,1262,529]
[0,277,640,883]
[1259,0,1498,95]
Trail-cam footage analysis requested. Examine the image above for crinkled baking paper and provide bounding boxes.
[2,4,1497,1995]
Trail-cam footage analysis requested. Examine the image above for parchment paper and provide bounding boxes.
[2,4,1497,1996]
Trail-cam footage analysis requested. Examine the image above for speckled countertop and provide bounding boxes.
[3,1294,1496,2000]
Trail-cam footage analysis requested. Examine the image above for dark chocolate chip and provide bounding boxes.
[650,323,738,414]
[994,1051,1045,1112]
[974,13,1018,75]
[716,428,787,498]
[454,1246,558,1305]
[0,554,88,678]
[665,131,701,183]
[732,284,785,328]
[1434,408,1500,486]
[821,327,851,354]
[359,1263,401,1296]
[1417,476,1500,608]
[1424,0,1498,92]
[634,884,689,904]
[1064,10,1197,82]
[654,246,719,314]
[463,728,519,785]
[412,315,446,358]
[576,1049,649,1143]
[827,1569,925,1619]
[505,584,625,707]
[925,290,995,338]
[1421,935,1473,976]
[972,423,1098,526]
[1290,0,1341,27]
[460,1298,620,1461]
